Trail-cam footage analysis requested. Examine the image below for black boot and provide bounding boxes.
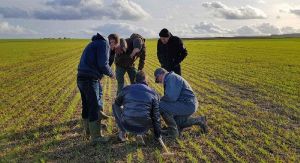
[161,112,179,138]
[198,116,208,133]
[179,116,208,133]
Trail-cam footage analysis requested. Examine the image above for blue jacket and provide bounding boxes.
[114,82,161,138]
[77,33,113,79]
[162,72,196,103]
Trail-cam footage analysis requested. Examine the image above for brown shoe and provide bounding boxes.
[99,111,111,120]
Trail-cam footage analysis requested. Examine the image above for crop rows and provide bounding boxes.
[0,38,299,162]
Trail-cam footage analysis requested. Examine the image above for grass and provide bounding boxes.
[0,38,299,162]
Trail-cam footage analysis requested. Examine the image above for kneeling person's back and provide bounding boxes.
[120,84,158,121]
[113,71,161,141]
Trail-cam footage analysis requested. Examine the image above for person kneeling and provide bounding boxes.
[154,68,208,138]
[112,71,161,144]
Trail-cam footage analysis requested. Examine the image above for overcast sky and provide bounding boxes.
[0,0,300,38]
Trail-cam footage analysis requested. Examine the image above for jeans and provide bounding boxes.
[116,66,137,94]
[77,77,103,122]
[159,100,198,127]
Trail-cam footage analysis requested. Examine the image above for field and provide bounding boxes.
[0,38,299,162]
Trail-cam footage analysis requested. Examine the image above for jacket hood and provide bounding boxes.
[91,33,106,41]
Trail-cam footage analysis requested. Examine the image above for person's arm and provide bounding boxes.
[151,94,161,139]
[174,38,188,65]
[109,49,115,67]
[97,42,114,77]
[138,45,146,70]
[161,75,183,102]
[114,87,127,106]
[157,40,164,66]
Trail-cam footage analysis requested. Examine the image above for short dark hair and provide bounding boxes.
[136,70,146,83]
[108,33,120,44]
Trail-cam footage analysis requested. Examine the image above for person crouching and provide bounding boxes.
[112,71,161,144]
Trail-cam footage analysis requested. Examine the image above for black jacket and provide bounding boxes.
[114,82,161,138]
[157,34,188,70]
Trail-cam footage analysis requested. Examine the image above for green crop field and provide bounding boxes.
[0,38,299,162]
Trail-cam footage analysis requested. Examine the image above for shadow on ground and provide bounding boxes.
[1,118,182,162]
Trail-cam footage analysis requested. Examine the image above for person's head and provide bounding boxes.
[154,68,167,84]
[130,33,145,54]
[136,70,147,84]
[159,28,171,44]
[108,33,120,49]
[130,37,143,56]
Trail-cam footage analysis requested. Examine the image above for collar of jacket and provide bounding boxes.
[165,34,175,45]
[136,81,148,86]
[163,71,173,89]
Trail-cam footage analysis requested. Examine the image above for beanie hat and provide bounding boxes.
[159,28,170,37]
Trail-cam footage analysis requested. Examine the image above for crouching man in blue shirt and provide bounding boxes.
[77,33,115,144]
[154,68,208,138]
[112,71,161,144]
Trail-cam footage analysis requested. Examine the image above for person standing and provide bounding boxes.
[157,28,188,76]
[108,33,146,94]
[77,33,115,143]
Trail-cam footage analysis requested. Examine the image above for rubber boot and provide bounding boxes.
[82,119,90,140]
[198,116,208,133]
[89,120,110,144]
[136,134,145,145]
[161,112,179,138]
[160,127,169,135]
[118,131,127,142]
[179,116,208,133]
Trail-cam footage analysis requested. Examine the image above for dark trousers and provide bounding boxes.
[163,64,181,76]
[77,77,103,122]
[115,66,137,94]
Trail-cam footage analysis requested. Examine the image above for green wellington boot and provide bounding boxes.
[89,120,110,144]
[82,119,90,140]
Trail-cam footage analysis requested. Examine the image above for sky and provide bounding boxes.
[0,0,300,38]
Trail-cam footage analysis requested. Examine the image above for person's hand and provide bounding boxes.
[110,73,116,80]
[130,48,140,58]
[115,46,124,55]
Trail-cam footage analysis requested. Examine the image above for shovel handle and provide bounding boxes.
[159,138,170,153]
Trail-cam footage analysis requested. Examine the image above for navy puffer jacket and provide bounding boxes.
[114,82,161,138]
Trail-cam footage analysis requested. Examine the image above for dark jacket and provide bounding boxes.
[157,34,188,70]
[77,33,113,79]
[114,35,146,70]
[114,82,161,138]
[109,51,115,67]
